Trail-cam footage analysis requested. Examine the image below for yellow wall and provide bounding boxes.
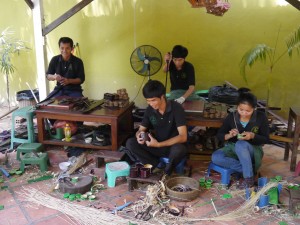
[1,0,300,118]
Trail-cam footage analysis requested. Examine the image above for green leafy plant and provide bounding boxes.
[0,27,29,109]
[239,26,300,105]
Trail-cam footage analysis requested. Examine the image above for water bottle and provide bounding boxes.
[64,123,72,142]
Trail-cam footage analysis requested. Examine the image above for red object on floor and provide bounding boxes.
[295,161,300,176]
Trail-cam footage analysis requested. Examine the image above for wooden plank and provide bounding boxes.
[42,0,93,36]
[269,134,293,143]
[24,0,34,9]
[286,0,300,10]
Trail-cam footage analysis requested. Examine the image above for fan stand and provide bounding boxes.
[144,59,151,80]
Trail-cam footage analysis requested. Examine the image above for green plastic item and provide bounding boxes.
[76,194,82,199]
[15,171,22,175]
[1,186,8,190]
[275,175,282,181]
[9,170,17,175]
[0,178,4,183]
[27,175,53,184]
[222,193,232,199]
[199,177,205,182]
[63,193,70,198]
[278,221,288,225]
[268,187,279,205]
[69,194,76,201]
[0,205,4,210]
[10,178,17,182]
[206,179,213,184]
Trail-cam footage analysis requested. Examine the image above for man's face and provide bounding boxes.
[173,57,185,69]
[146,96,164,110]
[59,42,73,61]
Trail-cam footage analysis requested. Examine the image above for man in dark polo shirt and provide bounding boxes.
[126,80,188,175]
[46,37,85,98]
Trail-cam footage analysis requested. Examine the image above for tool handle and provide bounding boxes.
[0,167,10,177]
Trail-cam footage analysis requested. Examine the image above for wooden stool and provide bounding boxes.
[284,107,300,171]
[16,143,44,161]
[20,152,49,172]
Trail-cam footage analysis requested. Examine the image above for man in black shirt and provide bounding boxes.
[125,80,188,175]
[46,37,85,98]
[163,45,198,104]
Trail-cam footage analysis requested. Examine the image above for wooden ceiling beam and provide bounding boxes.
[42,0,93,36]
[286,0,300,10]
[24,0,34,9]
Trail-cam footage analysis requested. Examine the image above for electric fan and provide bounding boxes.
[130,45,162,80]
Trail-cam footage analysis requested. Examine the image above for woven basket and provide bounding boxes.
[165,177,200,202]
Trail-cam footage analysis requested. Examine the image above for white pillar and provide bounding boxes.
[32,0,48,101]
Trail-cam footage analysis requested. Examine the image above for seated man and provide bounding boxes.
[46,37,85,98]
[125,80,188,175]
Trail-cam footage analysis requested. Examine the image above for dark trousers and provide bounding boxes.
[125,137,187,175]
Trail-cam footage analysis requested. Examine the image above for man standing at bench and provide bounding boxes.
[125,80,188,175]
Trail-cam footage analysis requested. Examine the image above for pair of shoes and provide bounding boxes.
[237,177,254,189]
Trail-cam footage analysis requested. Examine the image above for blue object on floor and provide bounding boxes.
[105,161,130,188]
[158,157,186,174]
[206,162,238,185]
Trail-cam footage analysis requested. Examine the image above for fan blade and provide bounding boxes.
[147,56,161,62]
[137,48,146,61]
[138,63,149,74]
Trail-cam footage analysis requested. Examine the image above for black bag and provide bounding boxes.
[208,85,239,105]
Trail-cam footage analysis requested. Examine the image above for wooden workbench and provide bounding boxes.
[35,102,134,151]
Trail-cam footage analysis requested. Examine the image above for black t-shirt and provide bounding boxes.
[141,100,186,142]
[46,54,85,92]
[169,61,195,91]
[217,110,270,146]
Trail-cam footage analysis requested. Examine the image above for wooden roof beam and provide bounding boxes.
[24,0,34,9]
[42,0,93,36]
[286,0,300,10]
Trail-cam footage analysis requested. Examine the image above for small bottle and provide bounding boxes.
[64,123,72,142]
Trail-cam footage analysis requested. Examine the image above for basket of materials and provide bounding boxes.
[165,177,200,202]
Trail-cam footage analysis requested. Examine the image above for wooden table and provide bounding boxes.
[35,102,134,151]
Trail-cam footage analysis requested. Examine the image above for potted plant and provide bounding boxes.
[239,26,300,107]
[0,27,29,109]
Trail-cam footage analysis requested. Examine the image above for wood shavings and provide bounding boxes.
[20,188,151,225]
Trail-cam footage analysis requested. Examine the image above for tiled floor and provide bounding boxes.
[1,106,300,225]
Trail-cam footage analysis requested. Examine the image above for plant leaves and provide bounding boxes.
[239,44,274,82]
[286,26,300,57]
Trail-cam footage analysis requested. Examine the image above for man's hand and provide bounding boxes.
[59,77,70,86]
[175,96,185,104]
[145,133,160,147]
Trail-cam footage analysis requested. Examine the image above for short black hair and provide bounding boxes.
[172,45,188,58]
[58,37,74,48]
[143,80,166,99]
[237,87,257,108]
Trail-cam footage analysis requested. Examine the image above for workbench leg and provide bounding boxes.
[284,109,293,161]
[290,118,300,171]
[128,179,138,191]
[96,157,105,168]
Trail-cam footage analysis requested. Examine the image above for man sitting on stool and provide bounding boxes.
[125,80,188,175]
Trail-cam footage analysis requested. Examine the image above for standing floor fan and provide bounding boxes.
[130,45,162,80]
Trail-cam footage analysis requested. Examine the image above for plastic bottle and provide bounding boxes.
[64,123,72,142]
